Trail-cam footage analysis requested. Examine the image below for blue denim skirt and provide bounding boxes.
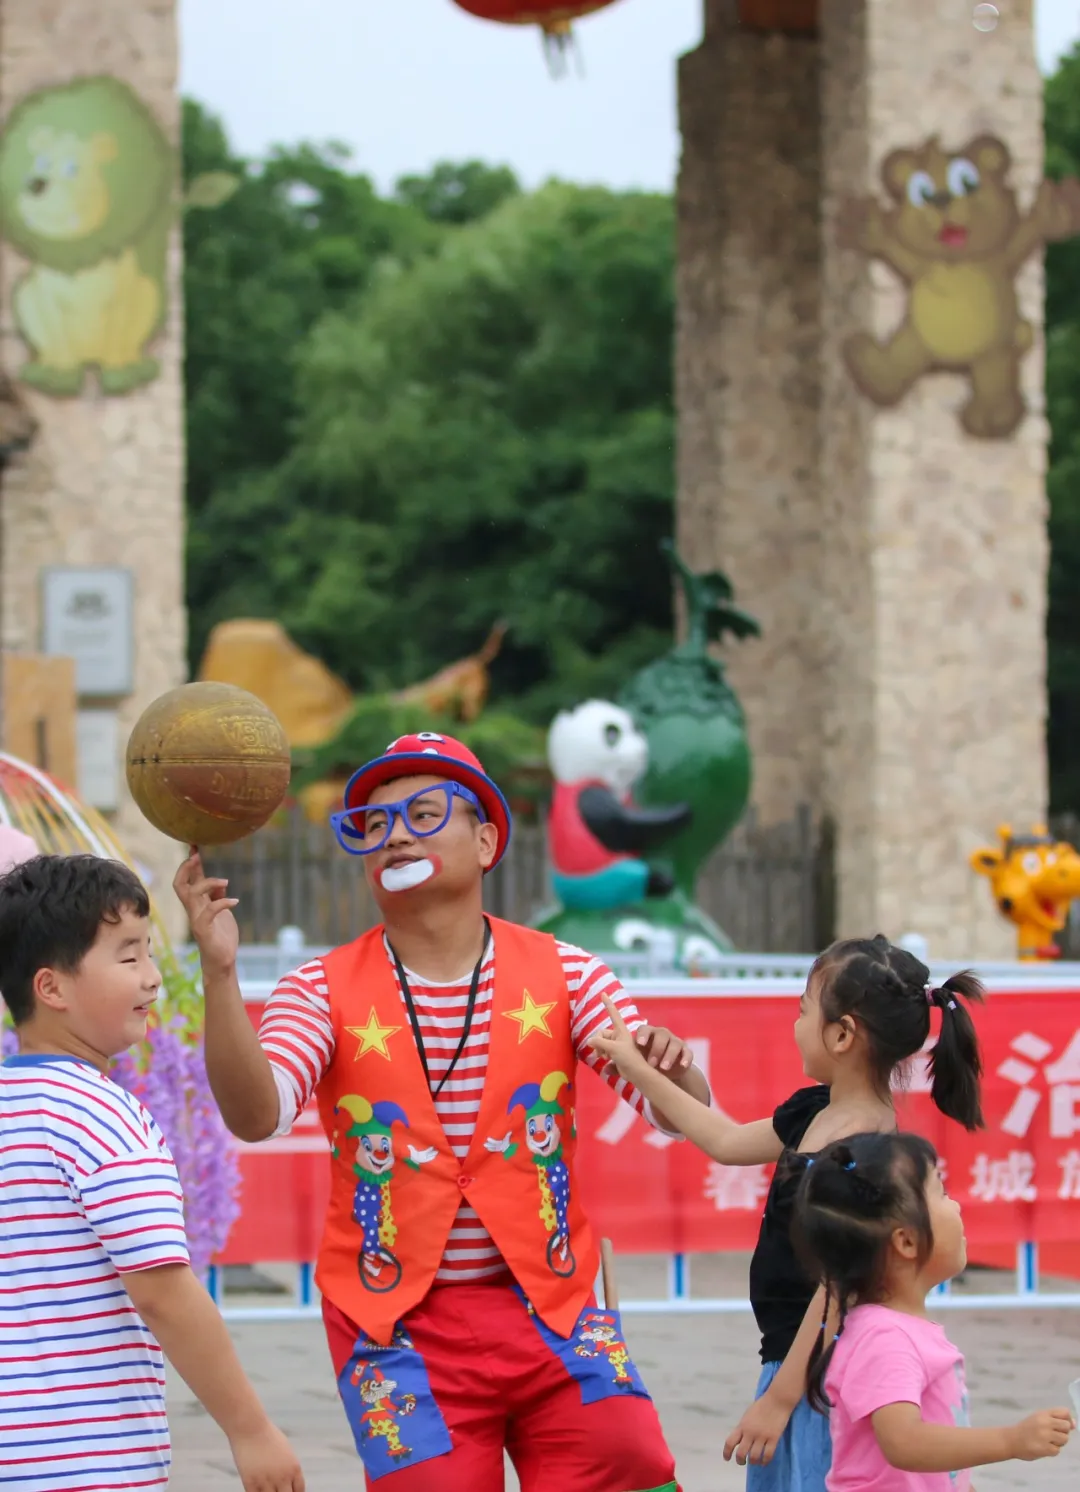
[744,1361,832,1492]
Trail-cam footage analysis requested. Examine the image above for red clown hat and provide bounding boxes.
[341,733,512,868]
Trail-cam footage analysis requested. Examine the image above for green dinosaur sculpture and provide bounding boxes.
[534,541,759,970]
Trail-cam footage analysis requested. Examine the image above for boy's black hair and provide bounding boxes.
[0,855,151,1025]
[812,933,985,1131]
[793,1131,940,1413]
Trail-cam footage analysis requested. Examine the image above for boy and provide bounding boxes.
[0,853,304,1492]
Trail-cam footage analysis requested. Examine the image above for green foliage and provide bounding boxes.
[1045,47,1080,810]
[394,160,521,225]
[182,101,676,720]
[263,182,675,714]
[292,697,547,809]
[182,99,437,659]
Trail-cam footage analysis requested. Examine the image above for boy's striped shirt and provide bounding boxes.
[0,1056,189,1491]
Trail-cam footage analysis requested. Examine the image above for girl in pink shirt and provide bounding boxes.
[793,1132,1074,1489]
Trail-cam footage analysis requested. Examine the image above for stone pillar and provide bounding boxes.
[0,0,187,927]
[819,0,1048,958]
[676,0,824,824]
[678,0,1048,956]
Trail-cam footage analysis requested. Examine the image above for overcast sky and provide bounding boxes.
[179,0,1080,193]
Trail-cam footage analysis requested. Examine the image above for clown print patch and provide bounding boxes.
[485,1071,576,1277]
[519,1291,650,1405]
[336,1323,452,1480]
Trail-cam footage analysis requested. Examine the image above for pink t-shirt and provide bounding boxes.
[825,1305,971,1492]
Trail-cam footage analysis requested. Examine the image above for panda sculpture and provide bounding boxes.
[546,700,690,912]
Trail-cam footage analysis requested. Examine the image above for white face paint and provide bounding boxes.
[380,858,436,893]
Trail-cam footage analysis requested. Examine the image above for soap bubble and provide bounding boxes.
[973,2,999,30]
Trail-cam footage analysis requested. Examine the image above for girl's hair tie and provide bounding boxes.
[926,985,958,1012]
[843,1159,856,1171]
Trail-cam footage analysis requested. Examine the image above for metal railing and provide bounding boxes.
[207,1242,1064,1322]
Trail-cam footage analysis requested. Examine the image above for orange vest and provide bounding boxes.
[315,918,599,1345]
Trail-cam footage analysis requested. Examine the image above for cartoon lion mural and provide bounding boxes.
[0,76,227,398]
[837,134,1080,438]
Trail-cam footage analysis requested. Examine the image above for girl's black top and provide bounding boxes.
[747,1083,830,1364]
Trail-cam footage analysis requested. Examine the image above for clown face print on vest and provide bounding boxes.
[486,1071,577,1279]
[334,1094,438,1294]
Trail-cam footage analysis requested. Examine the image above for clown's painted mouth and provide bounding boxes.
[379,856,439,893]
[938,224,968,247]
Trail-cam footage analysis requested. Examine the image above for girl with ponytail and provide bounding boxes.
[793,1133,1073,1487]
[590,935,986,1492]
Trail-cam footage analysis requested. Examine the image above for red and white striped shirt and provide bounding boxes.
[0,1055,190,1491]
[259,933,673,1281]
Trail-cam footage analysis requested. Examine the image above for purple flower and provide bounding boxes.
[1,1022,17,1060]
[112,1003,242,1280]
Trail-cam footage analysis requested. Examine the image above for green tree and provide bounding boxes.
[395,160,521,225]
[267,181,677,715]
[182,100,435,660]
[182,106,554,681]
[1045,46,1080,809]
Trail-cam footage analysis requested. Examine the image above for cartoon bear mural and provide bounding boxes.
[838,133,1080,438]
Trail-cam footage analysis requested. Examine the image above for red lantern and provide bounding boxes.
[450,2,624,41]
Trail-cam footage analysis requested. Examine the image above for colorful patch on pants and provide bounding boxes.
[518,1288,650,1404]
[335,1322,453,1481]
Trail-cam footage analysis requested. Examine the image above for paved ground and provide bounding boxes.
[168,1256,1080,1491]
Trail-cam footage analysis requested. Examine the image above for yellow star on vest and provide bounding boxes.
[504,990,556,1043]
[346,1007,401,1061]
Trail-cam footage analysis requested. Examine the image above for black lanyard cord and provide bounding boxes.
[389,919,491,1099]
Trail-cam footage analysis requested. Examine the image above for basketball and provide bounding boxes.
[125,682,291,846]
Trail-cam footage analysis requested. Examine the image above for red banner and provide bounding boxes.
[218,989,1080,1276]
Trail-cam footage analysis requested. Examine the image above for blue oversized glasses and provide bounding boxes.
[330,782,487,857]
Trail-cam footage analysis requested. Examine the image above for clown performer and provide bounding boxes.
[175,732,710,1492]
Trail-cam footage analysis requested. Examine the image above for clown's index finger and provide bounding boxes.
[600,991,632,1036]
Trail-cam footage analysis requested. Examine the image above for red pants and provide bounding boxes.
[324,1282,680,1492]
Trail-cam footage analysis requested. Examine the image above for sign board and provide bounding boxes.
[42,568,133,696]
[76,709,120,811]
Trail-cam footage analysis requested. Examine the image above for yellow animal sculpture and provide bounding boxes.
[199,619,354,749]
[392,621,507,722]
[970,824,1080,961]
[198,617,509,823]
